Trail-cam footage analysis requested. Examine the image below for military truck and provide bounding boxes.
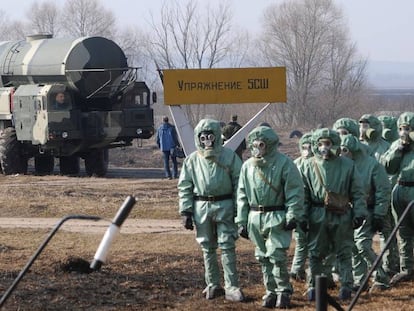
[0,35,155,176]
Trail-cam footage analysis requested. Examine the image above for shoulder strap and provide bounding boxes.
[257,169,279,193]
[313,158,328,191]
[196,151,231,176]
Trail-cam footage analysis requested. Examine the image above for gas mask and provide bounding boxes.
[399,125,413,145]
[340,146,352,159]
[199,131,215,149]
[317,139,333,160]
[301,143,312,158]
[359,122,375,141]
[251,140,266,158]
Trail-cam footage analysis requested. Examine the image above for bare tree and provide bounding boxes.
[149,0,234,70]
[26,1,60,37]
[318,30,368,121]
[260,0,368,127]
[0,10,25,40]
[116,27,149,69]
[149,0,252,126]
[115,27,163,90]
[60,0,116,37]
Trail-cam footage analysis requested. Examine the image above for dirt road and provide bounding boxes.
[0,218,187,234]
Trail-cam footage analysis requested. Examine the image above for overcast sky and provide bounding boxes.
[4,0,414,63]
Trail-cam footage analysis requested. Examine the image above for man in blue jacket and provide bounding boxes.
[156,116,179,179]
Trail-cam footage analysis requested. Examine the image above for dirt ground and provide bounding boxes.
[1,134,414,310]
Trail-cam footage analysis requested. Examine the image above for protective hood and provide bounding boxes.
[311,128,340,158]
[379,115,397,129]
[194,118,223,152]
[397,112,414,129]
[359,114,382,140]
[332,117,360,137]
[297,131,313,159]
[298,132,312,150]
[378,115,399,142]
[247,126,279,156]
[340,133,362,154]
[299,132,312,148]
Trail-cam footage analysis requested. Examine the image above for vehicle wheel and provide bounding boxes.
[59,155,80,176]
[85,148,108,177]
[0,127,28,175]
[34,155,55,175]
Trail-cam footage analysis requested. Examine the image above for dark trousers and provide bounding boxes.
[162,150,178,178]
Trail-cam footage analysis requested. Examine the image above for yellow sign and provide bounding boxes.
[163,67,286,105]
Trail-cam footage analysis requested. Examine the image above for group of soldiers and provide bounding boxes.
[176,112,414,309]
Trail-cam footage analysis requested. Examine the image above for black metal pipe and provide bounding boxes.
[347,200,414,311]
[315,274,344,311]
[0,214,101,309]
[316,275,328,311]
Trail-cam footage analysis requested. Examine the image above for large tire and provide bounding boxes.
[59,156,80,176]
[0,127,27,175]
[85,149,109,177]
[34,155,55,175]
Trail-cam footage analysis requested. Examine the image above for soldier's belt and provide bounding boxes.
[398,180,414,187]
[249,205,285,212]
[193,194,233,202]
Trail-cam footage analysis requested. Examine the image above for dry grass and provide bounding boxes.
[1,229,414,310]
[1,131,413,310]
[0,174,180,219]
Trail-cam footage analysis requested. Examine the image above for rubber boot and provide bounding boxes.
[338,287,352,300]
[225,288,245,302]
[390,270,414,285]
[289,270,306,281]
[221,248,239,289]
[307,287,315,301]
[202,248,221,299]
[276,293,291,308]
[202,285,224,299]
[259,257,277,293]
[262,293,277,308]
[369,282,389,293]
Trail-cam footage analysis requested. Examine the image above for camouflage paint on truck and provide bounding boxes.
[0,35,155,176]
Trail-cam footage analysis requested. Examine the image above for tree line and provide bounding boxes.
[0,0,375,128]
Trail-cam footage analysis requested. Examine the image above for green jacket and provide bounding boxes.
[301,128,367,219]
[301,156,367,219]
[379,112,414,182]
[235,126,304,225]
[178,119,242,215]
[341,134,390,217]
[381,140,414,181]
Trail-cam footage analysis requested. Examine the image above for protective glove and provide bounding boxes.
[299,220,309,233]
[352,216,365,229]
[238,225,249,239]
[284,219,297,231]
[371,216,384,233]
[181,213,194,230]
